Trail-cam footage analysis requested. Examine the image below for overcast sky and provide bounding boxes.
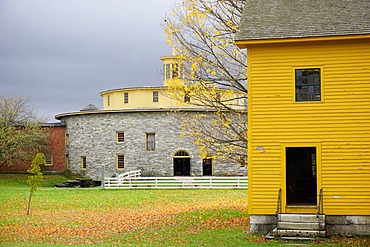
[0,0,177,122]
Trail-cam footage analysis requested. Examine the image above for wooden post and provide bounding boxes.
[101,165,105,190]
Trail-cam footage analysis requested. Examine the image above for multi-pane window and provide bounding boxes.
[107,95,110,106]
[165,64,171,80]
[44,154,52,166]
[117,154,125,169]
[124,92,129,104]
[184,92,190,103]
[172,63,179,78]
[153,91,159,102]
[81,156,87,170]
[146,133,155,151]
[295,68,321,102]
[116,132,125,143]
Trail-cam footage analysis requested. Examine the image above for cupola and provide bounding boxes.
[80,102,99,112]
[160,47,184,86]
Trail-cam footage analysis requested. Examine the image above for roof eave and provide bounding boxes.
[236,33,370,48]
[54,107,217,120]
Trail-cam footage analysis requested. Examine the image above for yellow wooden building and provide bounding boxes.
[236,0,370,236]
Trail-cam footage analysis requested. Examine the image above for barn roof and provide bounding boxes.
[235,0,370,42]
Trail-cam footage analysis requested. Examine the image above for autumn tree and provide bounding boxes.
[163,0,247,165]
[0,96,49,168]
[27,153,44,215]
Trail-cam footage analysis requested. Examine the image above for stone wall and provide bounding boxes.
[61,110,246,180]
[326,215,370,236]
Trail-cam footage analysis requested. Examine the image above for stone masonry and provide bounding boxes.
[60,110,246,180]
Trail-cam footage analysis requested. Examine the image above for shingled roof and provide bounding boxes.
[235,0,370,42]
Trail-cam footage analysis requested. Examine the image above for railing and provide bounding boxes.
[275,188,282,237]
[317,188,323,215]
[117,170,141,183]
[104,176,248,189]
[317,188,324,232]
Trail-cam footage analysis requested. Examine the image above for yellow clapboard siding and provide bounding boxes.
[248,38,370,216]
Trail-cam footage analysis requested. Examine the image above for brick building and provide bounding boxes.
[0,123,66,173]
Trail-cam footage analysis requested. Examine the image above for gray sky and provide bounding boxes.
[0,0,177,122]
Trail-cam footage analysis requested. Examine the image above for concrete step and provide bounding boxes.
[266,233,316,241]
[278,221,321,230]
[272,228,326,238]
[279,214,325,223]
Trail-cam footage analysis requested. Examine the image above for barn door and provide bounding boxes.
[286,147,317,206]
[173,150,191,176]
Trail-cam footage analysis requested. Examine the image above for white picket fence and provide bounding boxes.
[104,176,248,189]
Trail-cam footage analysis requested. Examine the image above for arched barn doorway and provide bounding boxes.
[173,150,191,176]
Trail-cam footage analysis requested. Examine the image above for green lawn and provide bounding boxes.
[0,174,369,246]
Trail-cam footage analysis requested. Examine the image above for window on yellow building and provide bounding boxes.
[124,92,129,104]
[146,133,155,151]
[172,63,179,78]
[107,95,110,106]
[117,154,125,169]
[184,91,191,103]
[295,68,321,102]
[153,91,159,102]
[165,64,171,80]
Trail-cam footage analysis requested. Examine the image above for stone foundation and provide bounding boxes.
[326,215,370,236]
[250,214,370,236]
[249,215,276,234]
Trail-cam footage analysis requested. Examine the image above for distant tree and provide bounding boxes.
[26,153,44,215]
[0,96,48,168]
[163,0,248,164]
[163,0,246,93]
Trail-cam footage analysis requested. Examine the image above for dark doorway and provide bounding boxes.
[173,151,191,176]
[202,158,213,176]
[286,147,317,206]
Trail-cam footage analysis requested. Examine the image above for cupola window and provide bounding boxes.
[153,91,159,102]
[124,92,129,104]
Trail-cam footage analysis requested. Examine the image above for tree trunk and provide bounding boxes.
[26,192,32,215]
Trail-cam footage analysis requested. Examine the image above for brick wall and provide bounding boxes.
[0,123,66,173]
[43,125,66,173]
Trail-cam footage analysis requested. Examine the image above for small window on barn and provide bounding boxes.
[66,154,70,169]
[146,133,155,151]
[107,95,110,106]
[44,154,52,166]
[153,91,159,102]
[116,132,125,143]
[81,156,87,170]
[65,134,70,147]
[116,154,125,169]
[239,156,247,168]
[124,92,129,104]
[295,68,321,102]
